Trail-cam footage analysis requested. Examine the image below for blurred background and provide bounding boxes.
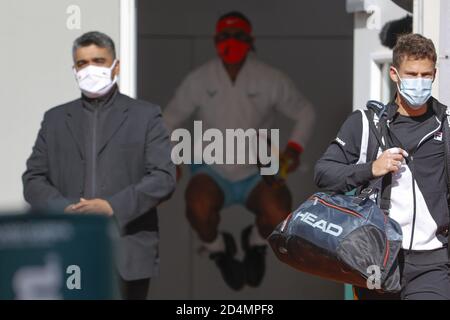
[0,0,449,299]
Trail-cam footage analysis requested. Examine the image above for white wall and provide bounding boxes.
[413,0,450,107]
[0,0,120,211]
[438,0,450,106]
[352,0,409,109]
[414,0,441,99]
[352,0,449,108]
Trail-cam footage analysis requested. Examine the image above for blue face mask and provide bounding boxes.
[394,69,433,109]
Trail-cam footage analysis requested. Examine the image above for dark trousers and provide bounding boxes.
[120,277,151,300]
[354,247,450,300]
[399,247,450,300]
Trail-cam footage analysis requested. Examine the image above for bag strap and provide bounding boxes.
[365,101,392,213]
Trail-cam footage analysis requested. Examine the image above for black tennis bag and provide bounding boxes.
[268,190,403,292]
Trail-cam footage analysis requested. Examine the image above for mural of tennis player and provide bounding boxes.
[164,11,316,290]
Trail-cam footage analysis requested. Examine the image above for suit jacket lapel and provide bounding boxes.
[65,100,85,159]
[98,94,130,155]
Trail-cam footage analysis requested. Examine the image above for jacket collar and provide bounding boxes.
[386,96,447,122]
[81,84,119,112]
[65,92,130,159]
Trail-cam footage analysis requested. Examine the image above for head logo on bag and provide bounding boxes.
[298,212,343,237]
[268,191,403,293]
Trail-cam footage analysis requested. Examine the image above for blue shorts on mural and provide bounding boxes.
[190,164,262,208]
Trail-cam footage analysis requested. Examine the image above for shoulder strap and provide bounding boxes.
[356,109,370,164]
[365,101,392,213]
[365,100,389,151]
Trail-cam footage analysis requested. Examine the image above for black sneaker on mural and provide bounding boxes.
[209,232,246,291]
[241,225,267,287]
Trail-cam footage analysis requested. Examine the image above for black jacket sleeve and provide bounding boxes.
[314,110,375,193]
[22,112,71,211]
[106,107,176,230]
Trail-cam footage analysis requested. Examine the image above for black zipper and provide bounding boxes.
[92,108,98,197]
[310,196,363,219]
[408,156,417,251]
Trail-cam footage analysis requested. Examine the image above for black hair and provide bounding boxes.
[72,31,116,61]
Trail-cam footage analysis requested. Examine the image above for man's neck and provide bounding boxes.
[395,93,428,117]
[83,84,118,104]
[82,84,118,111]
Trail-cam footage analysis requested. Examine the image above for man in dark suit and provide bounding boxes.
[22,31,176,300]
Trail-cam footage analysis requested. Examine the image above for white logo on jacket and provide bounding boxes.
[434,132,443,141]
[335,137,346,147]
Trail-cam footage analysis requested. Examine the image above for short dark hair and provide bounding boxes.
[217,11,252,28]
[72,31,116,61]
[393,33,437,68]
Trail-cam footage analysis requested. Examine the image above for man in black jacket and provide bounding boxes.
[315,33,450,300]
[22,31,176,300]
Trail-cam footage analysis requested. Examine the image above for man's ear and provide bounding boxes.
[389,65,399,83]
[433,67,437,83]
[113,60,120,78]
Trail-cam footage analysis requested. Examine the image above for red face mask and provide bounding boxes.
[216,38,251,64]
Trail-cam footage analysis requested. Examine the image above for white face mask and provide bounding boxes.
[74,60,118,98]
[394,68,433,109]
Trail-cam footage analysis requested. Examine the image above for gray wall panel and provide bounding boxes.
[0,0,120,210]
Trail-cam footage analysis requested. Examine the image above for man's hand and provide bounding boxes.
[69,198,114,216]
[64,204,77,213]
[372,147,408,178]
